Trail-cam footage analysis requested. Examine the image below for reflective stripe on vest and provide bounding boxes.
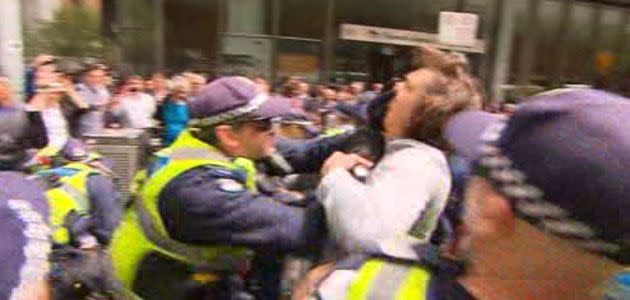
[321,127,348,137]
[42,162,101,244]
[134,130,255,265]
[348,259,431,300]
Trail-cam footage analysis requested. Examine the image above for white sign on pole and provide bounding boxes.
[438,11,479,47]
[340,23,485,54]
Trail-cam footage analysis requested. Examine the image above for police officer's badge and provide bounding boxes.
[217,178,244,193]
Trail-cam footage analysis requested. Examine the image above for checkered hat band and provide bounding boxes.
[189,93,268,128]
[476,119,623,258]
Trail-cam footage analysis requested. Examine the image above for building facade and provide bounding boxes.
[21,0,629,100]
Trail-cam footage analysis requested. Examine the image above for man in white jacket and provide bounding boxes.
[295,46,483,300]
[317,47,481,254]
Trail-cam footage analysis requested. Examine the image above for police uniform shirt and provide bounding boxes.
[156,134,355,253]
[0,172,51,299]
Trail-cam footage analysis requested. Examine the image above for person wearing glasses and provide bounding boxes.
[109,76,369,299]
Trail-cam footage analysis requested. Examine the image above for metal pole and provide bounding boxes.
[0,0,25,102]
[517,0,541,85]
[585,3,603,80]
[614,9,629,58]
[153,0,165,71]
[215,0,227,76]
[322,0,336,83]
[551,0,573,86]
[271,0,281,83]
[486,0,515,103]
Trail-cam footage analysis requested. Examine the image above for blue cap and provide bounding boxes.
[444,89,630,263]
[188,77,292,127]
[366,90,396,131]
[63,139,89,161]
[334,103,367,123]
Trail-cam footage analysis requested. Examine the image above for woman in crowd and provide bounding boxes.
[29,80,89,148]
[160,76,191,145]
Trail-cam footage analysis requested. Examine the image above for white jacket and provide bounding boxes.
[317,138,451,253]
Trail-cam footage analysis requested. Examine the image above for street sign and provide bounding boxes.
[339,23,485,54]
[438,11,479,47]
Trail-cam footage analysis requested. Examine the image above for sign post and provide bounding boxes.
[0,0,25,102]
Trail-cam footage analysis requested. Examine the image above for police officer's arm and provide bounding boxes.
[159,167,327,254]
[87,175,123,245]
[275,133,355,174]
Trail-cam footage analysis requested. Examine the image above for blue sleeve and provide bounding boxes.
[275,134,354,174]
[158,167,327,254]
[87,175,122,245]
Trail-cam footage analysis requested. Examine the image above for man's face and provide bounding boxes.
[323,89,336,101]
[152,73,167,90]
[351,82,365,94]
[383,69,436,138]
[144,80,155,91]
[127,79,143,93]
[336,90,352,101]
[84,69,104,87]
[230,119,277,160]
[298,82,309,95]
[372,83,383,92]
[254,78,271,94]
[457,177,515,256]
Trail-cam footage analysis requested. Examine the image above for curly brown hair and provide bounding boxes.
[403,46,483,150]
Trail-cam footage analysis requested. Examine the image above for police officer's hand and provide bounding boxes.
[320,151,373,176]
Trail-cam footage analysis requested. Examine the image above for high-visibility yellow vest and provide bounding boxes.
[38,162,103,244]
[321,127,349,137]
[110,130,257,290]
[347,259,432,300]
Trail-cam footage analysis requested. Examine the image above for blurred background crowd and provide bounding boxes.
[2,53,410,151]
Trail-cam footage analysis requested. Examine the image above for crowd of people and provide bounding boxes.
[0,45,628,300]
[10,53,392,150]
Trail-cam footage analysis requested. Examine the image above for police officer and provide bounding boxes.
[0,103,53,300]
[109,76,367,299]
[299,89,630,299]
[0,107,120,299]
[321,103,366,137]
[34,138,122,247]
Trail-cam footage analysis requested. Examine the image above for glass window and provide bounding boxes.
[336,0,461,33]
[116,0,157,73]
[509,0,533,82]
[530,0,564,84]
[276,40,321,82]
[164,0,220,73]
[225,0,268,34]
[220,36,273,79]
[279,0,326,38]
[599,7,624,53]
[563,2,596,82]
[465,0,495,38]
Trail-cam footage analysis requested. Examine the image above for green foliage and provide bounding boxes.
[24,5,113,59]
